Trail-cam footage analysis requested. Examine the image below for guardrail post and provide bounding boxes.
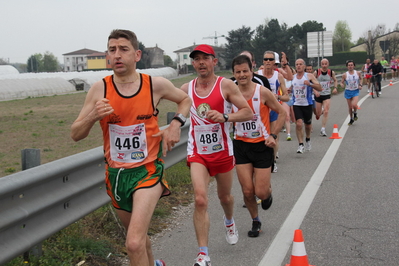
[21,149,43,262]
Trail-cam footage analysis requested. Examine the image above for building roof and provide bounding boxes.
[63,48,103,56]
[145,46,164,52]
[87,52,106,57]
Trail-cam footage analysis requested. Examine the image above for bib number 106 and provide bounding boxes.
[241,121,256,131]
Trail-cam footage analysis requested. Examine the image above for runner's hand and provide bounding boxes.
[265,136,276,148]
[153,122,181,157]
[95,99,113,120]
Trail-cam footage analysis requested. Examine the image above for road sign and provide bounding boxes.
[307,31,333,58]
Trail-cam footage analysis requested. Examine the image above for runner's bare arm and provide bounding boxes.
[340,73,347,88]
[307,73,322,91]
[152,77,192,156]
[261,86,286,147]
[357,71,363,89]
[208,79,252,123]
[71,81,113,141]
[332,71,338,94]
[277,73,290,102]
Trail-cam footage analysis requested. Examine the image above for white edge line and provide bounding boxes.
[258,83,391,266]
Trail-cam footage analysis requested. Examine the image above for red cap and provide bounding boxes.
[189,44,215,58]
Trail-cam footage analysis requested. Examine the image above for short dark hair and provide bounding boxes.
[231,55,252,72]
[346,60,355,66]
[108,29,139,50]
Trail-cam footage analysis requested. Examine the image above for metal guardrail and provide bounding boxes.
[336,73,342,83]
[0,124,190,265]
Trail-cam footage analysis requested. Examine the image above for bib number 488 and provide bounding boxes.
[199,133,218,144]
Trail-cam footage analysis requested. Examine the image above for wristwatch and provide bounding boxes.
[172,113,187,126]
[223,113,229,122]
[270,133,278,139]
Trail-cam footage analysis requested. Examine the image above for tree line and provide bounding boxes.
[27,52,60,72]
[223,18,399,68]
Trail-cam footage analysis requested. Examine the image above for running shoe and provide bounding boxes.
[286,134,292,141]
[320,129,327,137]
[224,217,238,245]
[348,118,354,125]
[297,145,304,154]
[273,161,278,173]
[305,140,312,151]
[367,89,370,93]
[193,252,211,266]
[248,221,262,237]
[379,91,382,95]
[155,260,166,266]
[353,113,358,121]
[261,194,273,210]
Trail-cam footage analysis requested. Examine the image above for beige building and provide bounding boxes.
[350,31,399,58]
[87,52,107,70]
[63,48,103,72]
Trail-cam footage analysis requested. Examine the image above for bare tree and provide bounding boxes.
[0,58,8,65]
[387,32,399,57]
[361,24,385,58]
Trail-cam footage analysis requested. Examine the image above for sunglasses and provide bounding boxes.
[263,58,275,61]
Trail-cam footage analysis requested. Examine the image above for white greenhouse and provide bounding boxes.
[0,67,178,101]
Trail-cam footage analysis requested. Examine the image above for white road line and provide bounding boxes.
[258,83,391,266]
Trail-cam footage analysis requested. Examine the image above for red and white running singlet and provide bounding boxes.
[187,76,233,159]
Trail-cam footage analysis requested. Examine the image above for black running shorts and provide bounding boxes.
[233,139,273,168]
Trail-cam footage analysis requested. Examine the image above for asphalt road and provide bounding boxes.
[151,79,399,266]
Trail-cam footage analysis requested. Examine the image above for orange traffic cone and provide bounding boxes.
[286,229,315,266]
[389,80,393,86]
[329,124,342,139]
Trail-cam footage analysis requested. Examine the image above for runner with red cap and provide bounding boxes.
[181,44,253,266]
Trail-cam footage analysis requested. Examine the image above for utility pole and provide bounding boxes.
[203,31,225,46]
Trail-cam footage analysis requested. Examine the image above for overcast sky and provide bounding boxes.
[2,0,398,64]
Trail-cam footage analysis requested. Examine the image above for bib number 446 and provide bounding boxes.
[114,136,140,150]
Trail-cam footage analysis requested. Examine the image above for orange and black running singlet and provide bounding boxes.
[100,74,161,169]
